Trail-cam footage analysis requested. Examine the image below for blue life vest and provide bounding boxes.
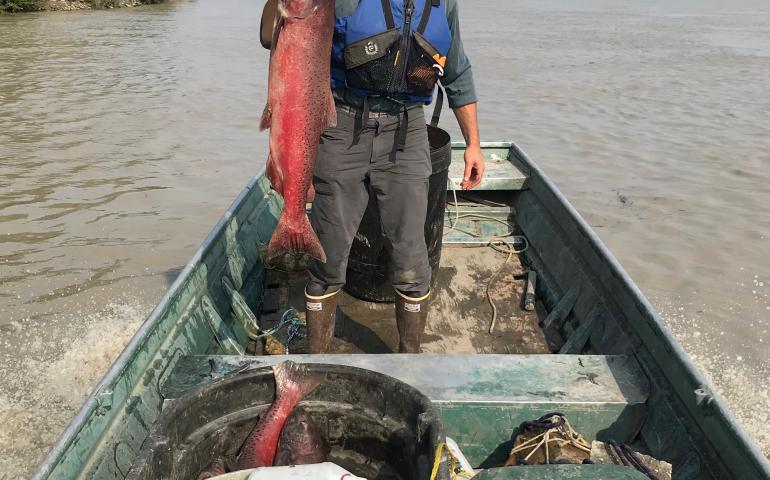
[331,0,452,104]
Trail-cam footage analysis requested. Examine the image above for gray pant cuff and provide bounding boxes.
[395,288,430,299]
[306,281,343,297]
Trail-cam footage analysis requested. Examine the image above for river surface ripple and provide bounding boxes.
[1,0,769,476]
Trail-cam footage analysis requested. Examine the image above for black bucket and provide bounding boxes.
[127,364,446,480]
[345,123,451,303]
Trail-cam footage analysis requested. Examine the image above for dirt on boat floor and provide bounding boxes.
[261,246,550,355]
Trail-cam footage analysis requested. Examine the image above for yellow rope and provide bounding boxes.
[430,442,475,480]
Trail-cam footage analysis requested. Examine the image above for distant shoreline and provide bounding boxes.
[1,0,163,13]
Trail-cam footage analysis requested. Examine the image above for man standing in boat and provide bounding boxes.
[263,0,484,353]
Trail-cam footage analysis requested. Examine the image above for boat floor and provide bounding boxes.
[261,246,551,355]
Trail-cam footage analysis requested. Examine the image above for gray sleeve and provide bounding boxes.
[441,0,478,108]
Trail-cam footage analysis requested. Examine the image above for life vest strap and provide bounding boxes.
[416,0,438,35]
[353,86,442,153]
[380,0,396,30]
[430,85,444,127]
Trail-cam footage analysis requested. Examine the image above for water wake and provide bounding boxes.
[0,302,145,478]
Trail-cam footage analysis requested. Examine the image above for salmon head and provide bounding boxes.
[278,0,330,19]
[274,408,329,466]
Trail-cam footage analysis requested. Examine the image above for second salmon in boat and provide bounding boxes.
[273,407,329,466]
[260,0,336,264]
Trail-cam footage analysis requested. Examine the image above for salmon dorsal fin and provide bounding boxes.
[325,94,337,129]
[260,104,272,131]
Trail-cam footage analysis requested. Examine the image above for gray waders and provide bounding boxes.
[305,104,433,353]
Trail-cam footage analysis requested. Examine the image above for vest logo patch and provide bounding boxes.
[307,302,323,311]
[365,41,379,56]
[404,303,421,313]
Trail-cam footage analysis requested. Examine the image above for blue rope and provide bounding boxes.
[283,309,306,353]
[608,440,660,480]
[254,307,305,340]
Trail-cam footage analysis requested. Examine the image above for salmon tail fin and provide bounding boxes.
[260,103,272,131]
[272,360,325,400]
[267,212,327,264]
[326,93,337,129]
[266,151,283,196]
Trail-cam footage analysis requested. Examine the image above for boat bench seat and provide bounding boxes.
[161,354,649,467]
[444,144,528,244]
[448,144,529,191]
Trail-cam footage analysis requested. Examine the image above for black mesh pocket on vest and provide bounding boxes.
[405,31,442,97]
[344,28,401,93]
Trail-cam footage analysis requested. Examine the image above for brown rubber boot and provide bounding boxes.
[305,289,339,354]
[395,290,431,353]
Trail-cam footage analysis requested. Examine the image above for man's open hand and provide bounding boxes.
[461,144,485,190]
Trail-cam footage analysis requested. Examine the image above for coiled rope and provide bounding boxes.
[607,440,660,480]
[255,308,306,354]
[507,413,591,465]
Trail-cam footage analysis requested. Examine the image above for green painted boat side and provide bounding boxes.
[32,170,280,480]
[31,142,770,480]
[505,142,770,479]
[473,465,650,479]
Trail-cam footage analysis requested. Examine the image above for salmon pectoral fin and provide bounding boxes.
[306,183,315,202]
[325,93,337,128]
[266,152,283,196]
[260,103,272,131]
[267,212,326,264]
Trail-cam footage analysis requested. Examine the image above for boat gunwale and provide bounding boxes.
[503,141,770,476]
[31,169,268,479]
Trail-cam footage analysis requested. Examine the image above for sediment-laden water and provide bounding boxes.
[1,0,768,476]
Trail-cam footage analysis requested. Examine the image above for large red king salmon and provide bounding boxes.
[261,0,336,264]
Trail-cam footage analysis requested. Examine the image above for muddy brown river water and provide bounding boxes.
[1,0,769,476]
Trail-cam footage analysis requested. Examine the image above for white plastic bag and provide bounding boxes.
[246,462,367,480]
